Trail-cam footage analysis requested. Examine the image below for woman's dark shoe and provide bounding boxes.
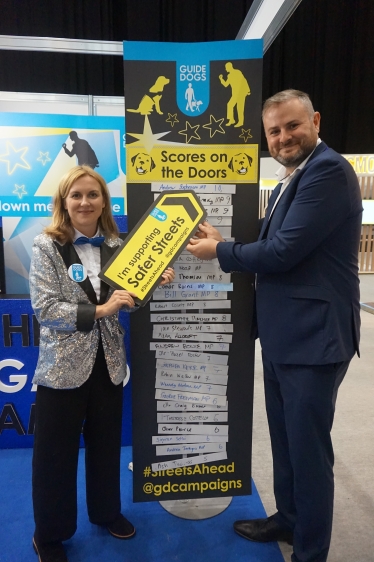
[32,537,68,562]
[107,514,136,539]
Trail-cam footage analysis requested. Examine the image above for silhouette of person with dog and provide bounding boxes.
[62,131,99,168]
[185,83,196,112]
[219,62,250,128]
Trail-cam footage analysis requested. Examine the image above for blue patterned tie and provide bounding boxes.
[74,236,105,247]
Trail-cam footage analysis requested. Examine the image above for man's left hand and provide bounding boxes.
[186,238,219,260]
[159,267,175,286]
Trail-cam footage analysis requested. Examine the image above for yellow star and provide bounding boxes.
[0,141,31,175]
[202,115,225,138]
[127,116,170,153]
[37,151,51,166]
[178,122,201,143]
[239,129,253,143]
[13,184,28,199]
[166,113,179,127]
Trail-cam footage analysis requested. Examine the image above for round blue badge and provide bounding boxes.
[68,263,87,282]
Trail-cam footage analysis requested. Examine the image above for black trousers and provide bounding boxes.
[262,353,350,562]
[32,341,123,543]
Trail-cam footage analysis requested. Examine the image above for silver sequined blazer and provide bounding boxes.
[30,233,127,389]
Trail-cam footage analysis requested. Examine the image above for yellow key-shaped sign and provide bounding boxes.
[100,190,207,305]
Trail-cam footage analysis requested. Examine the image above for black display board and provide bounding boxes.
[124,40,262,502]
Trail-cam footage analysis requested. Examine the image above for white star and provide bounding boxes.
[37,151,51,166]
[13,184,28,199]
[0,141,31,175]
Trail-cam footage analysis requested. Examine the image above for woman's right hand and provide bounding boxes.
[95,290,137,319]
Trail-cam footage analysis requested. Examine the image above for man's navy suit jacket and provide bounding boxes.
[217,142,363,365]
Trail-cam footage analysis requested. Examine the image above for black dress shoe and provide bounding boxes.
[234,515,293,545]
[32,537,69,562]
[107,513,136,539]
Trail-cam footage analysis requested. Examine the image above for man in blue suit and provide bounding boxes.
[187,90,362,562]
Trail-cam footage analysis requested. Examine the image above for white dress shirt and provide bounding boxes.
[269,138,322,219]
[73,229,102,301]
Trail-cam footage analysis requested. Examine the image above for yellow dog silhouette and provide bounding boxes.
[127,76,170,115]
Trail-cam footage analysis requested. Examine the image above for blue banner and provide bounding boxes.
[0,113,126,218]
[0,300,132,448]
[0,113,128,294]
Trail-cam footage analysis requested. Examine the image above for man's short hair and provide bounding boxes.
[262,89,315,119]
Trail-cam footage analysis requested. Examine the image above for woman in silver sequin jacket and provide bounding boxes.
[29,165,173,562]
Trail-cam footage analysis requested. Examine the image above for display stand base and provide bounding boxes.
[159,497,232,520]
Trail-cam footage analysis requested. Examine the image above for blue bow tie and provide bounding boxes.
[74,236,105,247]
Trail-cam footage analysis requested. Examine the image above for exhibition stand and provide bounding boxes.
[0,38,264,520]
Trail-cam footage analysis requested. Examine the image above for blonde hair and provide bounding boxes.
[44,165,119,243]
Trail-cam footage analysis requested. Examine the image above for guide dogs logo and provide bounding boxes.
[177,60,210,116]
[68,263,87,282]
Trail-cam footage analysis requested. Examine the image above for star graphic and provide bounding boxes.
[37,151,51,166]
[178,122,201,143]
[202,115,225,138]
[239,128,253,142]
[13,184,28,199]
[0,141,31,175]
[165,113,179,127]
[127,116,170,153]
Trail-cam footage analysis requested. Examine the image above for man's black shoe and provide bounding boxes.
[32,537,68,562]
[234,515,293,545]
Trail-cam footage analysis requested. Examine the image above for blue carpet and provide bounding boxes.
[0,447,284,562]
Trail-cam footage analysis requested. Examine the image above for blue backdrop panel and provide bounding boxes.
[0,299,132,448]
[0,112,127,294]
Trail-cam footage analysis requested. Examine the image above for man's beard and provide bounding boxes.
[274,141,315,168]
